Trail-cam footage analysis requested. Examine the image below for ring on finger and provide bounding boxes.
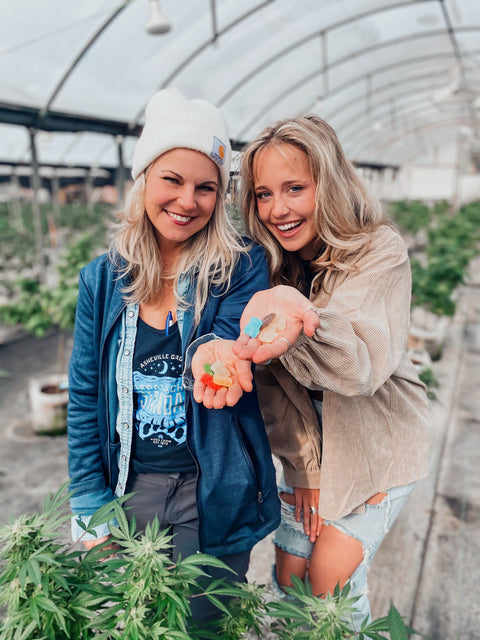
[303,306,317,316]
[309,506,318,515]
[277,336,291,349]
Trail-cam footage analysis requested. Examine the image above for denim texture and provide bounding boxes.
[68,246,280,555]
[273,482,414,630]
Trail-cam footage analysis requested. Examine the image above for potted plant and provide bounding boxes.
[0,231,106,434]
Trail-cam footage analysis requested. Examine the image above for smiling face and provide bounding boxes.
[144,148,219,260]
[253,143,319,260]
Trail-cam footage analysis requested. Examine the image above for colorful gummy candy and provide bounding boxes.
[244,313,287,343]
[201,360,234,389]
[243,316,263,338]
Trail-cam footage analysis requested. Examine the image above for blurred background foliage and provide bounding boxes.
[1,198,480,338]
[0,202,113,336]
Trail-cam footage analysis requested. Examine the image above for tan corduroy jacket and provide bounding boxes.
[255,225,430,521]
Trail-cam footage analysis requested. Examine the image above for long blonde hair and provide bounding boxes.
[240,114,387,287]
[110,168,247,324]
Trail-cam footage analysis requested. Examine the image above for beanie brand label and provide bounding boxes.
[210,136,226,166]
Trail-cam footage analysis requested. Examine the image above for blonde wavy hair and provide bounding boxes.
[110,167,247,325]
[240,114,387,288]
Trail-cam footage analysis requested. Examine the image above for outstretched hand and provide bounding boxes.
[192,339,253,409]
[233,285,320,363]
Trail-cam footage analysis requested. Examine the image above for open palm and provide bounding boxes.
[192,339,253,409]
[233,285,320,363]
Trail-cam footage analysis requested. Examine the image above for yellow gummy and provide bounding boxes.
[212,374,234,388]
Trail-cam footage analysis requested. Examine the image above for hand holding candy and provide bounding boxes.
[244,312,287,343]
[192,339,253,408]
[233,285,320,363]
[201,360,234,390]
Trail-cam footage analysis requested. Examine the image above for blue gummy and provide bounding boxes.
[244,316,263,338]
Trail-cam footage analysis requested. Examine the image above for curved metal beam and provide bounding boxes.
[343,85,474,141]
[128,0,275,128]
[334,77,457,135]
[340,97,446,157]
[303,69,448,122]
[335,82,462,160]
[235,41,480,140]
[367,118,473,164]
[217,0,436,108]
[41,1,132,117]
[348,104,472,161]
[346,93,465,144]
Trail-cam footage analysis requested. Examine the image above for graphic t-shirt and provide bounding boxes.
[131,317,195,474]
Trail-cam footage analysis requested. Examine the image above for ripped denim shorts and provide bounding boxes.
[273,479,415,630]
[274,480,414,559]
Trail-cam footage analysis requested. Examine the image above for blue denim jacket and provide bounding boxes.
[68,246,280,556]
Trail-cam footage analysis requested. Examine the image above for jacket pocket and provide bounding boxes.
[233,421,269,523]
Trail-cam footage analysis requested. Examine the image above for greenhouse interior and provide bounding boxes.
[0,1,479,639]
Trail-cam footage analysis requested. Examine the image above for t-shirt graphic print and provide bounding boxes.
[131,317,195,474]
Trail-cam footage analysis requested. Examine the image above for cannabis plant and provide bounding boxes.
[0,484,416,639]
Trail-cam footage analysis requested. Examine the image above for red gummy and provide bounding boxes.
[200,373,222,390]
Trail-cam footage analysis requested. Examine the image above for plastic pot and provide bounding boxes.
[28,374,68,435]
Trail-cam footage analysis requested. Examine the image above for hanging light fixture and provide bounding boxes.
[145,0,171,35]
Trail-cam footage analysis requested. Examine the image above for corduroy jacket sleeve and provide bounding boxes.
[280,226,415,396]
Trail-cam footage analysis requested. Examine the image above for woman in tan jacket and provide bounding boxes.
[225,114,430,630]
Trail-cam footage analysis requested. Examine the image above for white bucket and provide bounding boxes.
[28,374,68,435]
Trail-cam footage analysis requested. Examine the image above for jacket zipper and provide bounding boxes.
[257,490,264,520]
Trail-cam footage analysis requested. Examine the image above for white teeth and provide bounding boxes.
[278,221,301,231]
[167,211,191,223]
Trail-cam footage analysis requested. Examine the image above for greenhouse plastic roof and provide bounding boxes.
[0,0,479,171]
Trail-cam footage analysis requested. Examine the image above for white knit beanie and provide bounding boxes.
[131,88,232,193]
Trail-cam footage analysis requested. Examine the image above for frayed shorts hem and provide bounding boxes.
[273,482,415,560]
[273,523,312,559]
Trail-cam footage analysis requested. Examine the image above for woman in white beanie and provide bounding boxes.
[67,88,280,626]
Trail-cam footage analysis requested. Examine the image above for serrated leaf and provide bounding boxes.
[180,553,231,571]
[387,604,409,640]
[86,502,117,530]
[26,559,42,585]
[364,615,390,632]
[204,593,231,616]
[110,499,130,533]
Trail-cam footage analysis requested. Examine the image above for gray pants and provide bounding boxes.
[124,471,250,628]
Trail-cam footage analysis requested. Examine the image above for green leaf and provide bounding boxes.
[181,553,233,575]
[27,558,42,585]
[203,593,231,616]
[387,604,410,640]
[86,501,118,530]
[75,519,88,532]
[17,564,29,590]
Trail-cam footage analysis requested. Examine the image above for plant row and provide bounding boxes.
[389,200,480,316]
